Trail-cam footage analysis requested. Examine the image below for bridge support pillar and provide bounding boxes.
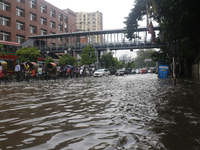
[95,50,101,70]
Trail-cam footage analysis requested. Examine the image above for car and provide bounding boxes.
[135,69,140,74]
[148,69,151,73]
[131,69,136,74]
[116,70,124,76]
[85,69,93,76]
[93,69,109,77]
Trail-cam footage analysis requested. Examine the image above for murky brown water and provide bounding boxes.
[0,74,200,150]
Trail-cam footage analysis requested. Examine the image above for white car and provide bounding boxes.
[135,69,140,74]
[93,69,109,77]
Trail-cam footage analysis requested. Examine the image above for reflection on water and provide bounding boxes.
[0,74,200,149]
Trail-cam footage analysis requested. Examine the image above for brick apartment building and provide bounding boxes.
[0,0,76,47]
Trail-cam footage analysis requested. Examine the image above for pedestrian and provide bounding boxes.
[60,65,64,76]
[15,63,21,81]
[74,66,79,78]
[57,64,60,76]
[67,66,72,79]
[42,62,47,79]
[25,62,30,72]
[15,63,21,75]
[79,65,84,77]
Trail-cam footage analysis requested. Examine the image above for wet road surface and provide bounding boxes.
[0,74,200,150]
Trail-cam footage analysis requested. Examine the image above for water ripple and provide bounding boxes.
[0,74,200,149]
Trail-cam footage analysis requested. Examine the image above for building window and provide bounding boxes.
[65,16,68,23]
[0,31,10,41]
[92,18,95,20]
[16,21,24,30]
[29,12,36,21]
[41,29,46,35]
[58,13,63,21]
[93,22,95,24]
[40,4,46,13]
[30,25,36,33]
[92,14,95,17]
[50,21,55,28]
[16,35,24,44]
[50,32,55,34]
[29,0,36,9]
[41,17,46,25]
[16,0,23,3]
[58,25,63,31]
[0,1,9,11]
[16,7,24,17]
[0,16,9,26]
[50,9,55,17]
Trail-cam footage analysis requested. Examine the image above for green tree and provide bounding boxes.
[45,57,54,65]
[124,0,200,67]
[118,60,125,69]
[15,47,41,62]
[125,61,135,69]
[58,53,77,66]
[81,44,96,65]
[0,43,6,57]
[134,49,156,68]
[101,52,116,68]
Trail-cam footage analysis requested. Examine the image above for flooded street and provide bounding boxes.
[0,74,200,150]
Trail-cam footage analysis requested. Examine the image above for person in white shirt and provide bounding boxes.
[15,63,21,75]
[57,64,60,75]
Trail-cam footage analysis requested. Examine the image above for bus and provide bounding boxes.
[0,40,59,74]
[0,40,21,75]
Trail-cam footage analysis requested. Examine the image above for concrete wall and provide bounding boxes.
[192,55,200,81]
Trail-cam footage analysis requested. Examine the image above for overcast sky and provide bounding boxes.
[45,0,144,58]
[45,0,135,30]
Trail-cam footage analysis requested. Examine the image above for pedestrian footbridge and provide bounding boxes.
[22,27,166,54]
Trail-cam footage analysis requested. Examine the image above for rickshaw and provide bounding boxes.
[0,60,12,83]
[47,62,57,80]
[27,62,39,81]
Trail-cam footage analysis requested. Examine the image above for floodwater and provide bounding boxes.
[0,74,200,150]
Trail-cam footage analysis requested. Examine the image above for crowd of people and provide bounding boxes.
[0,60,94,83]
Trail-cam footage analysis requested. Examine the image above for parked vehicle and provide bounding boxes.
[135,69,140,74]
[93,69,109,77]
[0,60,12,83]
[116,70,124,76]
[131,69,136,74]
[85,69,93,76]
[109,67,117,75]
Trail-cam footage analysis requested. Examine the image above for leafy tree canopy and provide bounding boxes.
[81,45,96,65]
[58,53,77,66]
[124,0,200,63]
[15,47,41,62]
[45,57,54,65]
[134,49,156,68]
[125,61,135,69]
[101,52,116,68]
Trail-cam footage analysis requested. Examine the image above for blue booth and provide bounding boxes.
[158,61,169,78]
